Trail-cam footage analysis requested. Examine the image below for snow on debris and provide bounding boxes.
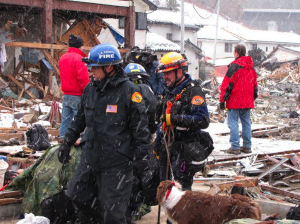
[146,32,180,52]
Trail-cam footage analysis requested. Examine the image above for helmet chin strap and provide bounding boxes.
[102,66,115,78]
[171,69,184,88]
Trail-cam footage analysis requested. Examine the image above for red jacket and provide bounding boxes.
[220,56,258,109]
[59,47,90,96]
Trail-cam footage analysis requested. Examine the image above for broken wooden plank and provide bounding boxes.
[265,155,300,173]
[217,125,278,136]
[284,173,300,180]
[42,49,60,75]
[0,127,28,131]
[0,133,24,141]
[18,74,45,93]
[82,18,101,45]
[252,127,290,137]
[0,191,22,199]
[0,105,13,112]
[13,61,24,77]
[0,198,23,205]
[290,154,300,167]
[258,157,288,180]
[207,177,258,195]
[207,149,300,165]
[7,74,36,99]
[17,88,24,101]
[207,161,239,169]
[260,184,300,200]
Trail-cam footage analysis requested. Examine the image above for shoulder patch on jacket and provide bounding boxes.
[191,96,204,105]
[131,92,143,103]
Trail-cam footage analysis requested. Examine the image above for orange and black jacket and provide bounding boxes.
[220,56,258,109]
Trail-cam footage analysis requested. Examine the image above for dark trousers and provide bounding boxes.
[159,157,193,191]
[66,153,133,224]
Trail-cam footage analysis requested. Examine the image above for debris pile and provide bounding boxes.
[206,62,300,141]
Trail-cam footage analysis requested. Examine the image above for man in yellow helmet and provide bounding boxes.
[155,52,213,194]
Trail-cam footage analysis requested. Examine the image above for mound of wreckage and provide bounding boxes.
[1,27,300,222]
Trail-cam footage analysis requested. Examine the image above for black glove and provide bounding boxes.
[134,158,149,174]
[57,142,72,164]
[220,102,225,110]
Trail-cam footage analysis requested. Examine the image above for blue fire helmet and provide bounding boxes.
[82,43,123,67]
[124,63,150,85]
[124,63,149,77]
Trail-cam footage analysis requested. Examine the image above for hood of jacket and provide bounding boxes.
[231,56,253,69]
[67,47,87,57]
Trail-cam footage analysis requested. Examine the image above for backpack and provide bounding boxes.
[26,124,51,151]
[41,191,75,224]
[286,204,300,220]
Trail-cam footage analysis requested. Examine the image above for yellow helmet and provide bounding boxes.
[157,52,188,73]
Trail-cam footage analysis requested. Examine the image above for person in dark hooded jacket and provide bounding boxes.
[220,44,258,155]
[124,63,158,224]
[57,44,149,224]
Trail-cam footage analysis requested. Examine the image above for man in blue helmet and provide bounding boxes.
[125,63,157,135]
[56,43,150,224]
[124,63,159,224]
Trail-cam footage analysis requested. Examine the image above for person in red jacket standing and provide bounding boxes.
[220,44,258,155]
[59,34,90,137]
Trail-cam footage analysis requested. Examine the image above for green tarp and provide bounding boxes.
[6,144,81,215]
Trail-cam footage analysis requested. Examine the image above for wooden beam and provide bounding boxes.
[265,155,300,173]
[52,0,129,16]
[124,5,135,48]
[252,127,290,137]
[13,61,24,77]
[7,75,36,99]
[207,177,258,195]
[207,149,300,165]
[0,133,24,141]
[42,0,53,44]
[0,198,23,205]
[6,42,129,53]
[6,42,69,50]
[42,49,60,75]
[260,184,300,200]
[0,191,22,199]
[82,18,101,45]
[0,191,23,199]
[0,105,13,112]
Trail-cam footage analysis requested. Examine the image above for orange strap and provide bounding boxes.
[162,93,182,133]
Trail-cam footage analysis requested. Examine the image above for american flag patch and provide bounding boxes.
[106,105,117,113]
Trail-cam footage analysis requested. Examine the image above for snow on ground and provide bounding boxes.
[207,123,300,161]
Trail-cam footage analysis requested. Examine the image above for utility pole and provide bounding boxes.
[213,0,220,65]
[181,0,185,54]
